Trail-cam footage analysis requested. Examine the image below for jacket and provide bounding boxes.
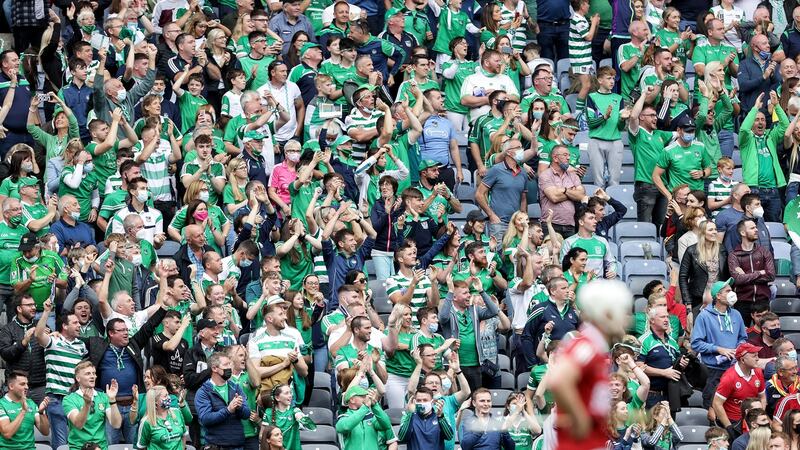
[595,197,627,240]
[738,104,788,188]
[678,243,729,308]
[737,55,782,113]
[173,243,213,286]
[691,304,747,370]
[195,379,251,446]
[459,410,515,450]
[335,404,392,450]
[728,244,775,303]
[370,200,405,253]
[83,307,166,391]
[398,410,454,450]
[92,67,155,137]
[438,291,499,365]
[0,318,46,386]
[183,341,224,414]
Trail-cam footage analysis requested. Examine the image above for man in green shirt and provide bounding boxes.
[652,116,711,202]
[239,32,278,91]
[617,20,647,101]
[336,386,392,450]
[64,363,121,450]
[468,90,507,177]
[692,19,738,91]
[0,370,50,450]
[0,198,29,322]
[395,56,439,107]
[10,233,68,311]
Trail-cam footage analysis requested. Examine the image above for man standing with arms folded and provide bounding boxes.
[538,145,586,238]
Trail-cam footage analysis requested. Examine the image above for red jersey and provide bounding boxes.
[715,363,765,422]
[555,323,612,450]
[774,394,800,423]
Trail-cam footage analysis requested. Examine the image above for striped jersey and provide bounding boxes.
[569,13,593,69]
[247,326,303,361]
[559,233,616,275]
[499,4,526,53]
[132,139,174,202]
[344,109,384,163]
[219,255,242,281]
[708,179,739,218]
[44,335,88,396]
[385,273,432,329]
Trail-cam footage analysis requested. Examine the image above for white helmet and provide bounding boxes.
[578,279,633,340]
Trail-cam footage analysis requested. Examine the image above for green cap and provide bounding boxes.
[302,140,321,152]
[331,135,353,151]
[243,130,266,142]
[18,177,38,187]
[344,386,369,402]
[299,42,321,58]
[710,278,734,299]
[418,159,441,172]
[385,7,404,19]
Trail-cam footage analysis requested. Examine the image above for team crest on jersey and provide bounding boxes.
[735,382,742,389]
[755,380,761,388]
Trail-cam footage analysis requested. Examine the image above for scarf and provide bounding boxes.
[770,373,800,397]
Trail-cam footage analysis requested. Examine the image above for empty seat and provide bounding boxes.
[619,240,662,264]
[677,446,707,450]
[313,372,332,393]
[776,277,797,297]
[498,354,511,372]
[774,241,792,261]
[675,408,709,426]
[305,406,334,426]
[583,184,601,197]
[785,333,800,349]
[619,166,635,184]
[781,316,800,333]
[370,280,392,314]
[772,298,800,315]
[451,203,480,220]
[687,389,703,408]
[34,445,52,450]
[767,222,788,240]
[300,425,337,444]
[500,371,515,389]
[634,297,648,313]
[302,445,339,450]
[456,184,476,203]
[606,184,636,219]
[308,389,332,409]
[624,260,668,295]
[612,222,658,243]
[517,372,531,390]
[679,425,710,444]
[491,389,513,407]
[156,240,181,257]
[35,427,49,443]
[527,203,542,219]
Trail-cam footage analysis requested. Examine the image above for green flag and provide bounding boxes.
[784,197,800,244]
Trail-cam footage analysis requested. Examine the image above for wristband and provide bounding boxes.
[109,400,117,405]
[455,371,463,375]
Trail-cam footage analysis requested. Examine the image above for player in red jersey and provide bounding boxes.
[548,279,633,450]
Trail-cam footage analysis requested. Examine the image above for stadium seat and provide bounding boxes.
[238,333,250,346]
[619,166,635,184]
[556,58,570,82]
[679,426,710,444]
[386,408,405,425]
[733,168,742,181]
[621,149,634,164]
[457,184,476,203]
[675,408,709,426]
[606,184,636,219]
[364,259,376,279]
[57,446,68,450]
[767,222,788,240]
[498,354,511,372]
[785,333,800,350]
[559,76,571,93]
[781,316,800,333]
[565,93,578,113]
[491,389,513,407]
[612,222,658,244]
[156,240,181,257]
[305,407,335,426]
[599,58,612,68]
[309,389,333,409]
[455,130,468,147]
[517,372,530,390]
[583,184,601,196]
[302,445,339,450]
[452,203,480,220]
[772,298,800,316]
[187,446,197,450]
[678,446,707,450]
[300,425,337,444]
[35,428,48,443]
[776,277,797,297]
[774,241,792,261]
[314,372,332,393]
[34,445,52,450]
[777,259,793,277]
[500,371,515,389]
[108,445,136,450]
[370,280,392,314]
[732,150,741,166]
[497,333,508,354]
[687,389,703,408]
[624,260,668,295]
[461,170,473,187]
[634,297,648,313]
[527,203,542,219]
[619,240,662,263]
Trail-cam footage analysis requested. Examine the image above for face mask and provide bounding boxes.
[150,90,164,98]
[558,162,570,172]
[789,350,798,361]
[21,162,32,172]
[80,24,96,34]
[415,402,432,415]
[495,99,507,111]
[751,206,765,219]
[198,191,210,202]
[8,215,21,227]
[681,133,695,143]
[116,90,127,102]
[131,254,143,266]
[286,152,300,162]
[158,397,171,410]
[769,327,782,339]
[358,377,370,389]
[531,110,544,120]
[441,377,452,393]
[726,291,738,307]
[427,322,439,333]
[561,135,573,145]
[514,149,525,163]
[23,255,37,263]
[721,175,732,182]
[193,210,209,221]
[221,368,232,380]
[136,190,149,203]
[239,258,252,268]
[83,162,94,173]
[759,50,771,60]
[70,211,81,221]
[135,229,148,241]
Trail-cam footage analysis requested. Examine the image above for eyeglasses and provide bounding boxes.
[354,279,367,284]
[421,353,436,357]
[20,303,36,308]
[536,76,554,81]
[305,280,320,286]
[114,328,129,334]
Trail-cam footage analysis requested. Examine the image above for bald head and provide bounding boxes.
[185,224,206,249]
[751,34,770,56]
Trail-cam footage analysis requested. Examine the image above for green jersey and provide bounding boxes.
[0,395,39,450]
[454,309,478,366]
[336,405,392,450]
[441,60,479,114]
[58,167,98,221]
[692,43,738,89]
[385,331,416,377]
[396,79,439,108]
[468,113,504,162]
[628,127,674,184]
[526,363,552,413]
[44,335,87,396]
[335,342,385,371]
[63,390,111,450]
[654,28,690,64]
[85,141,118,192]
[617,42,643,101]
[410,332,446,370]
[277,241,315,290]
[134,407,192,450]
[630,311,683,342]
[177,91,209,133]
[537,137,580,168]
[179,158,226,205]
[21,201,50,236]
[0,176,36,200]
[10,250,67,308]
[433,8,472,54]
[520,89,570,114]
[401,9,432,45]
[319,60,357,106]
[656,140,711,191]
[0,221,27,285]
[568,13,593,70]
[239,54,277,91]
[262,406,316,450]
[585,91,624,141]
[230,372,259,438]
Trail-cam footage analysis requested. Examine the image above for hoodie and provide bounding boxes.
[691,304,747,370]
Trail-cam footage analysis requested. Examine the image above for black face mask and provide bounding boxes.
[495,99,507,111]
[221,368,232,380]
[768,327,783,340]
[794,423,800,434]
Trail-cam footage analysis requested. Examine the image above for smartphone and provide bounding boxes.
[36,93,49,102]
[501,46,513,55]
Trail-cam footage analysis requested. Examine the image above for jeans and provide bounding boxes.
[106,404,137,444]
[371,253,395,281]
[537,22,570,63]
[511,334,528,375]
[702,367,727,409]
[488,221,509,242]
[313,346,329,373]
[750,187,783,222]
[461,365,483,393]
[718,130,735,158]
[551,224,576,239]
[385,373,410,409]
[588,138,624,187]
[47,394,68,449]
[787,181,800,204]
[634,181,667,230]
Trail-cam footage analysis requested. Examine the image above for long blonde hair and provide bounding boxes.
[502,211,527,250]
[745,426,772,450]
[696,220,720,266]
[145,385,170,426]
[226,157,247,202]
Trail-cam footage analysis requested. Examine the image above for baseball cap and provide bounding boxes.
[735,342,762,359]
[674,115,696,132]
[385,7,404,19]
[18,178,38,188]
[344,386,369,402]
[299,42,321,58]
[196,318,218,332]
[418,159,442,172]
[331,135,353,151]
[243,130,266,143]
[18,232,37,252]
[710,277,734,299]
[466,210,487,222]
[265,295,287,307]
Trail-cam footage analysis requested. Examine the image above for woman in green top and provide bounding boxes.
[384,304,417,410]
[562,247,592,305]
[133,95,183,141]
[285,289,325,405]
[135,385,192,450]
[501,392,542,450]
[655,7,693,65]
[276,218,321,290]
[58,141,99,222]
[495,35,531,94]
[441,37,479,132]
[478,3,509,50]
[261,384,317,450]
[168,181,230,254]
[224,157,251,216]
[27,92,80,161]
[229,14,255,57]
[0,147,39,203]
[500,211,530,279]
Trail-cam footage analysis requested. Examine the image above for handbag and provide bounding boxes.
[481,359,499,378]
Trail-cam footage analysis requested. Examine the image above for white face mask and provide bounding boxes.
[198,191,210,202]
[135,229,148,241]
[136,190,149,203]
[726,291,738,306]
[750,206,764,219]
[131,254,143,266]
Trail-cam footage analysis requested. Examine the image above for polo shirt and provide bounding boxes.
[288,62,318,106]
[269,12,316,55]
[656,140,711,191]
[49,218,96,253]
[774,392,800,422]
[538,168,582,227]
[460,69,519,122]
[0,220,27,285]
[716,363,765,422]
[481,160,528,223]
[638,329,681,392]
[109,203,164,243]
[419,115,455,166]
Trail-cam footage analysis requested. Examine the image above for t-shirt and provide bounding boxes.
[384,331,416,378]
[0,395,39,450]
[692,43,738,89]
[716,364,765,421]
[441,60,479,115]
[58,167,98,221]
[460,70,519,121]
[63,390,111,450]
[656,140,710,191]
[177,91,209,133]
[151,332,188,375]
[135,408,190,450]
[569,13,592,69]
[628,127,673,184]
[9,250,67,309]
[386,273,432,329]
[133,139,174,202]
[455,309,478,366]
[44,335,88,396]
[617,42,643,101]
[410,332,446,370]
